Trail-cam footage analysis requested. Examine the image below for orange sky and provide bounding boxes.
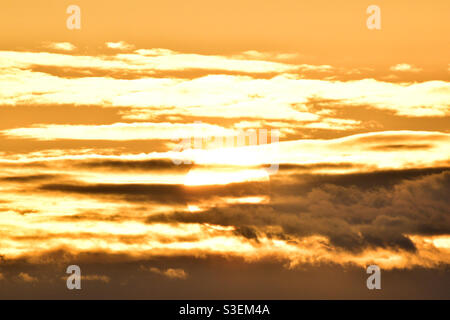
[1,0,449,70]
[0,0,449,299]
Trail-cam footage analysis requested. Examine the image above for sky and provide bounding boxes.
[0,0,449,299]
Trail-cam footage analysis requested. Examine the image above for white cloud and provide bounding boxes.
[106,41,134,50]
[0,50,448,118]
[390,63,422,72]
[1,122,239,141]
[44,42,76,51]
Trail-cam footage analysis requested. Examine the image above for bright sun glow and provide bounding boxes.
[183,168,270,186]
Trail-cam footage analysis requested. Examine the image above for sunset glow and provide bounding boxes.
[0,0,449,299]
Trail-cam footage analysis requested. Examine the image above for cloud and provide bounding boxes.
[0,43,448,274]
[369,144,433,151]
[1,122,239,141]
[145,169,450,253]
[39,183,188,204]
[18,272,38,282]
[390,63,422,72]
[0,48,299,75]
[44,42,76,51]
[303,118,361,130]
[106,41,134,51]
[37,179,268,205]
[1,174,59,183]
[0,166,448,270]
[76,159,192,171]
[82,274,110,282]
[144,266,188,279]
[180,130,450,172]
[1,48,448,118]
[60,274,110,283]
[0,131,448,186]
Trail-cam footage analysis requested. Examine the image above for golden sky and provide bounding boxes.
[0,0,449,299]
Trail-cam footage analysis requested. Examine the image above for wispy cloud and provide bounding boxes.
[18,272,38,283]
[106,41,134,51]
[44,42,76,52]
[390,63,422,72]
[143,266,188,279]
[1,122,239,141]
[1,49,448,118]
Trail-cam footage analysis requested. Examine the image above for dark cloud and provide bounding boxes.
[54,212,131,222]
[233,226,259,241]
[19,167,450,253]
[280,167,450,191]
[40,183,188,204]
[277,162,362,171]
[38,180,270,204]
[145,170,450,253]
[369,144,433,151]
[76,159,193,171]
[1,174,59,183]
[0,161,50,169]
